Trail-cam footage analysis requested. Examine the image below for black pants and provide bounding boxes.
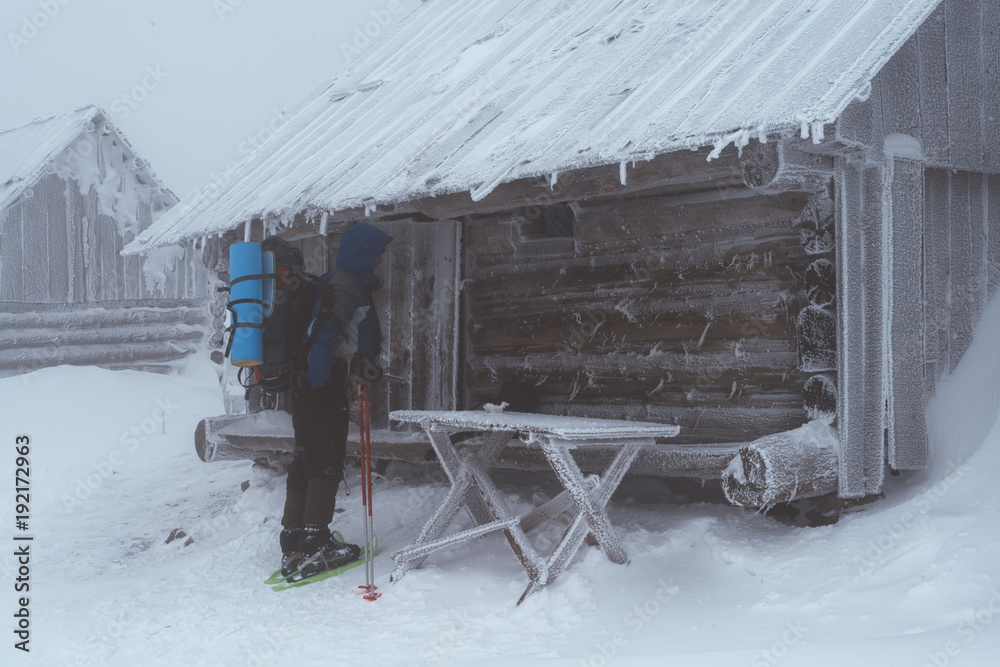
[282,381,349,528]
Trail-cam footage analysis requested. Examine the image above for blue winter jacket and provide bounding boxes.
[305,222,393,389]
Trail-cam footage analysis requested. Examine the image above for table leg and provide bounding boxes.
[427,429,494,528]
[544,441,639,565]
[465,456,548,586]
[393,429,516,579]
[517,442,641,604]
[391,472,474,581]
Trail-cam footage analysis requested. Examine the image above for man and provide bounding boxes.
[279,221,393,579]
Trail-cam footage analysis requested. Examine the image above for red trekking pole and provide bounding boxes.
[358,385,380,601]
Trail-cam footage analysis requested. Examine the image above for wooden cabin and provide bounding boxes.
[127,0,999,506]
[0,105,209,376]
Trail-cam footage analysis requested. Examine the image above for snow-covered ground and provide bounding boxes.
[4,293,1000,666]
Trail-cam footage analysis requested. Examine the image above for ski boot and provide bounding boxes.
[299,525,361,579]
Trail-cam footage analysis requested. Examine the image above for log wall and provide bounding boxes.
[0,299,209,377]
[463,148,816,445]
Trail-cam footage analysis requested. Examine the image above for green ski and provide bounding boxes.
[264,531,346,585]
[270,536,378,592]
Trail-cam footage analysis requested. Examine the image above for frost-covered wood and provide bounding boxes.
[0,300,208,378]
[804,259,835,307]
[391,410,679,442]
[0,107,209,307]
[923,168,950,393]
[199,405,742,477]
[859,166,885,496]
[465,172,812,447]
[390,411,659,603]
[128,0,943,253]
[885,152,928,470]
[113,0,1000,500]
[838,0,999,173]
[989,175,1000,300]
[797,306,836,372]
[948,172,985,370]
[799,195,835,255]
[836,162,882,498]
[803,375,837,422]
[944,0,985,172]
[922,168,995,392]
[740,139,833,193]
[721,421,839,508]
[195,413,429,468]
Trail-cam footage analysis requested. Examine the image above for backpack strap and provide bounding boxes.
[300,280,337,357]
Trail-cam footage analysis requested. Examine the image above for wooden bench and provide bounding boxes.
[194,411,738,478]
[388,410,680,604]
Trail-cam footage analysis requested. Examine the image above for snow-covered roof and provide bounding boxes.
[127,0,942,253]
[0,104,172,213]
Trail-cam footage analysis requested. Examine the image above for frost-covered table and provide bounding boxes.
[388,410,680,603]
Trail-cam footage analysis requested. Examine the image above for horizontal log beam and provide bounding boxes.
[741,139,835,193]
[0,326,204,350]
[0,303,208,330]
[721,421,838,508]
[194,413,746,479]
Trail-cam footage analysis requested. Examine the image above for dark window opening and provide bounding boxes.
[520,202,575,241]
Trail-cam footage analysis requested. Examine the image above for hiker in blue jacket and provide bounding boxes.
[279,221,393,579]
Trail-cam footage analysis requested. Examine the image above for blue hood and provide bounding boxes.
[336,222,393,275]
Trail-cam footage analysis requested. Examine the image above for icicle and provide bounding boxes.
[243,220,251,241]
[319,211,329,236]
[619,161,627,186]
[734,129,751,158]
[757,127,768,143]
[470,165,515,202]
[798,116,810,140]
[364,200,377,217]
[707,137,728,161]
[549,172,559,190]
[811,121,825,144]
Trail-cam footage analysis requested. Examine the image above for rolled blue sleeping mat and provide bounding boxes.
[228,242,264,367]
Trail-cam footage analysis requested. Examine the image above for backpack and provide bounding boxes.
[229,236,335,394]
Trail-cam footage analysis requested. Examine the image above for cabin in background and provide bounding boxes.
[0,105,209,377]
[128,0,998,506]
